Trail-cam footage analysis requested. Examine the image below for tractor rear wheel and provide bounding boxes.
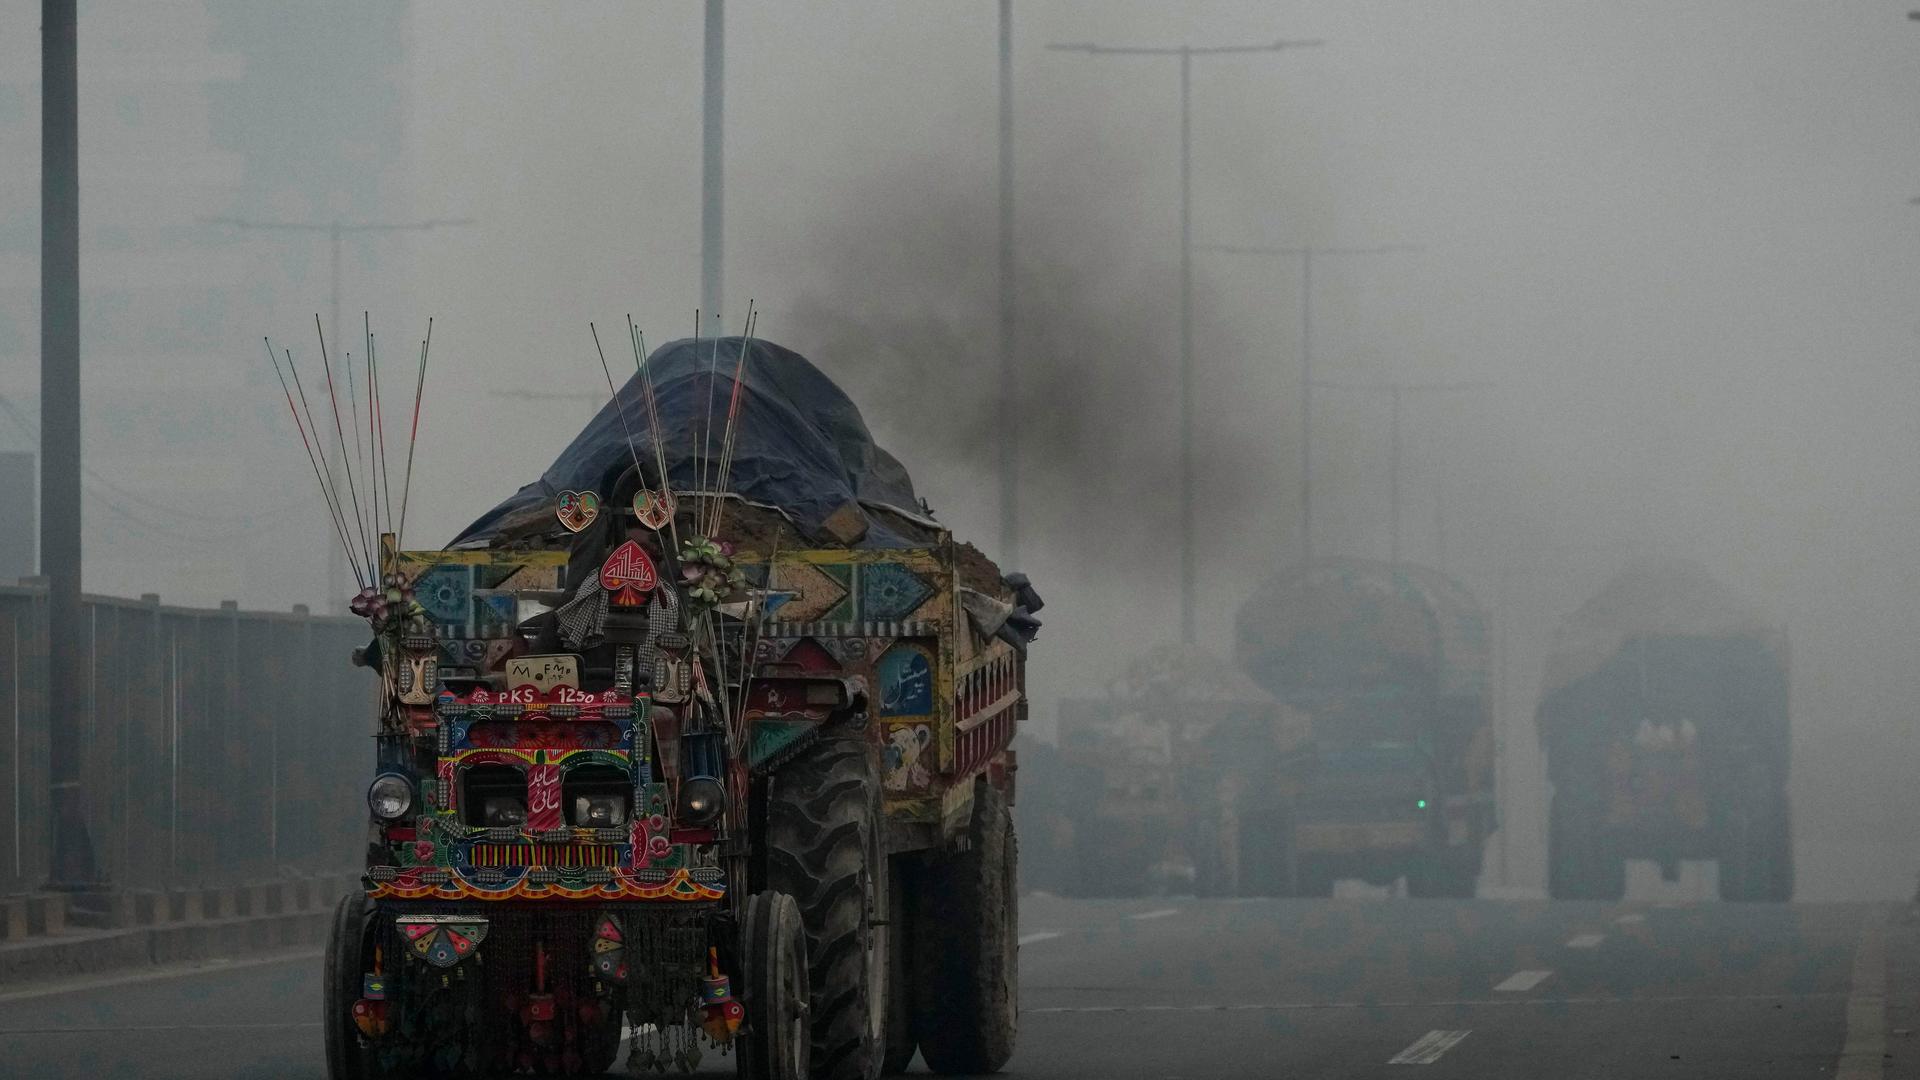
[766,736,891,1080]
[737,891,811,1080]
[916,778,1018,1075]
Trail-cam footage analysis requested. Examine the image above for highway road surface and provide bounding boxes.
[2,895,1915,1079]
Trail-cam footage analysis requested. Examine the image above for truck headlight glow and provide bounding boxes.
[367,774,413,821]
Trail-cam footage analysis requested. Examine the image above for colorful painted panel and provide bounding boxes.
[884,722,934,792]
[393,549,567,641]
[877,643,937,793]
[858,562,934,621]
[367,866,725,903]
[877,645,934,717]
[768,561,853,623]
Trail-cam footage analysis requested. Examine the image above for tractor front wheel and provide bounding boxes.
[324,891,381,1080]
[737,891,811,1080]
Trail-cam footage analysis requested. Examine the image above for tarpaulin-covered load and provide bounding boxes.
[454,336,939,550]
[1234,558,1492,744]
[1535,559,1787,757]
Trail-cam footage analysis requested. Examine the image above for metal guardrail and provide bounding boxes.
[0,580,373,896]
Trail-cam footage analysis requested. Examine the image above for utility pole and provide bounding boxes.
[702,0,725,328]
[997,0,1018,569]
[1311,378,1490,567]
[1199,242,1418,568]
[41,0,94,889]
[1048,35,1322,643]
[206,215,472,610]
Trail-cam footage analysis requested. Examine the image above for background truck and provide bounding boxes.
[1053,646,1308,897]
[1536,559,1791,902]
[323,336,1039,1079]
[1233,558,1496,898]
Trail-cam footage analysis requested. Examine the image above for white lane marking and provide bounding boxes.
[1388,1029,1471,1065]
[1492,969,1553,992]
[1128,908,1180,921]
[1565,933,1605,949]
[1836,906,1889,1080]
[1614,912,1646,925]
[1019,931,1063,946]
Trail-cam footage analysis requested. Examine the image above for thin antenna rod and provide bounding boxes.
[341,325,371,563]
[314,315,374,579]
[370,316,394,538]
[396,317,432,550]
[363,313,381,557]
[591,321,651,501]
[694,309,716,533]
[266,338,364,588]
[628,319,680,553]
[709,302,758,538]
[285,346,367,587]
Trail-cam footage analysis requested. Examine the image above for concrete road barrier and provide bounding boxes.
[0,872,361,987]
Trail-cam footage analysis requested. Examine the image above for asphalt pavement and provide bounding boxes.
[0,895,1913,1079]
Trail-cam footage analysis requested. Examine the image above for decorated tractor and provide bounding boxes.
[288,332,1040,1079]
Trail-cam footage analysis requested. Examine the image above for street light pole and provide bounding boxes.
[702,0,725,325]
[997,0,1018,569]
[1048,36,1322,643]
[206,215,474,610]
[42,0,93,889]
[1198,242,1419,568]
[1311,377,1491,568]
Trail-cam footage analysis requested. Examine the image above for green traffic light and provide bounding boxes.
[1417,799,1428,809]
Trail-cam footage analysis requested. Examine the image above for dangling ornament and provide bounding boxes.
[633,488,676,531]
[699,948,745,1043]
[600,540,660,607]
[556,490,601,533]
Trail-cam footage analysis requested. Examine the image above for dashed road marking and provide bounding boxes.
[1565,933,1605,949]
[1388,1029,1471,1064]
[1614,912,1646,925]
[1019,931,1064,946]
[1836,906,1888,1080]
[1128,908,1181,922]
[1493,969,1553,992]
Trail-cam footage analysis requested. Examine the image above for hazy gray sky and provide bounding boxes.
[5,1,1920,896]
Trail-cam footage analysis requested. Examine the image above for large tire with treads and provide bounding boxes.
[916,778,1017,1075]
[738,891,811,1080]
[324,891,377,1080]
[766,736,891,1080]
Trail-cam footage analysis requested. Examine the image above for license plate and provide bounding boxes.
[506,654,580,693]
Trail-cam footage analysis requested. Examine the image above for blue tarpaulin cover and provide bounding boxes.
[453,337,933,548]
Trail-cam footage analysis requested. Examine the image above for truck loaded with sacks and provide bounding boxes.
[1537,559,1790,902]
[304,335,1041,1079]
[1233,558,1496,898]
[1047,558,1492,900]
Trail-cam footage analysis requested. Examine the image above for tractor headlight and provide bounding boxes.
[675,777,725,826]
[572,794,628,827]
[367,774,413,822]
